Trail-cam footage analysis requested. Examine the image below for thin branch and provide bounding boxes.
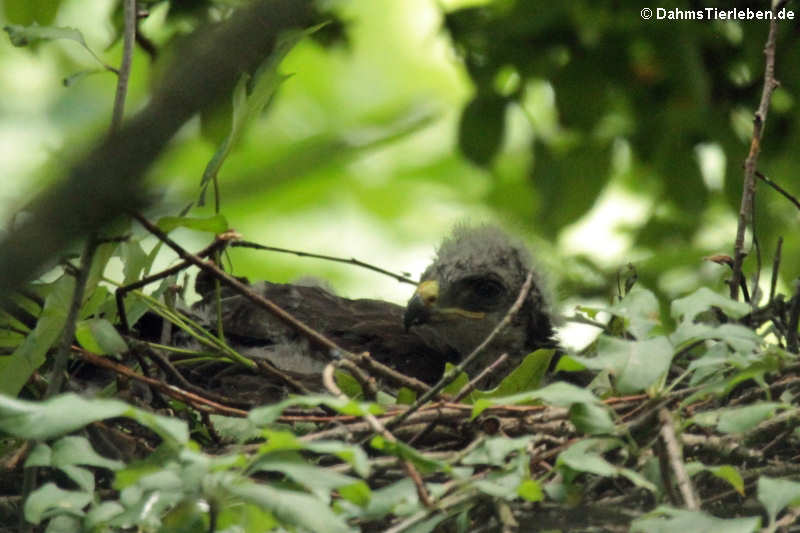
[408,353,510,445]
[386,270,535,430]
[44,237,98,397]
[77,346,249,417]
[658,408,699,510]
[109,0,136,134]
[756,170,800,211]
[769,236,783,305]
[730,1,784,300]
[454,353,510,402]
[231,240,417,285]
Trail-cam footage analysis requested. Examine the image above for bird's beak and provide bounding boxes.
[404,280,439,331]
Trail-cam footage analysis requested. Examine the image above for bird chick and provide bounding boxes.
[404,225,557,379]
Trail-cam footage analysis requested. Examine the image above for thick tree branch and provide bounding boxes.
[0,0,314,297]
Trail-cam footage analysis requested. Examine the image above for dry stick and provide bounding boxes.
[730,1,784,300]
[322,363,433,508]
[454,353,510,402]
[77,347,248,417]
[351,352,430,394]
[407,353,510,446]
[658,408,699,510]
[386,270,534,431]
[232,240,417,285]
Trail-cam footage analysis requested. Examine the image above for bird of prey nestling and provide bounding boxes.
[189,225,556,399]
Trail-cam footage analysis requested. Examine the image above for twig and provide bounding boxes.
[350,352,430,394]
[109,0,136,134]
[730,1,784,300]
[756,170,800,211]
[45,237,98,397]
[322,363,433,507]
[231,240,417,285]
[769,237,783,305]
[76,347,249,417]
[386,270,535,430]
[658,408,699,510]
[454,353,509,402]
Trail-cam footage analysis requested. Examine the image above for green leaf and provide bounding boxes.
[396,387,417,405]
[607,287,661,339]
[671,287,751,323]
[631,508,759,533]
[335,370,363,399]
[570,336,673,394]
[442,362,469,395]
[4,23,83,47]
[44,515,82,533]
[0,393,188,444]
[705,464,745,495]
[339,481,372,506]
[229,480,354,533]
[24,483,92,524]
[250,454,362,503]
[717,403,783,434]
[569,401,616,435]
[758,476,800,524]
[85,502,125,529]
[0,276,74,396]
[458,93,507,166]
[75,318,128,355]
[361,478,419,518]
[558,439,656,492]
[156,214,229,234]
[62,68,104,87]
[473,469,523,499]
[370,435,447,474]
[305,440,371,478]
[4,0,63,25]
[517,479,543,502]
[473,349,554,400]
[472,380,604,418]
[671,323,761,354]
[25,436,125,473]
[462,436,532,466]
[249,395,383,426]
[198,24,325,205]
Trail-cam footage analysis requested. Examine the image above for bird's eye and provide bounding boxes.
[472,279,504,299]
[453,276,507,311]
